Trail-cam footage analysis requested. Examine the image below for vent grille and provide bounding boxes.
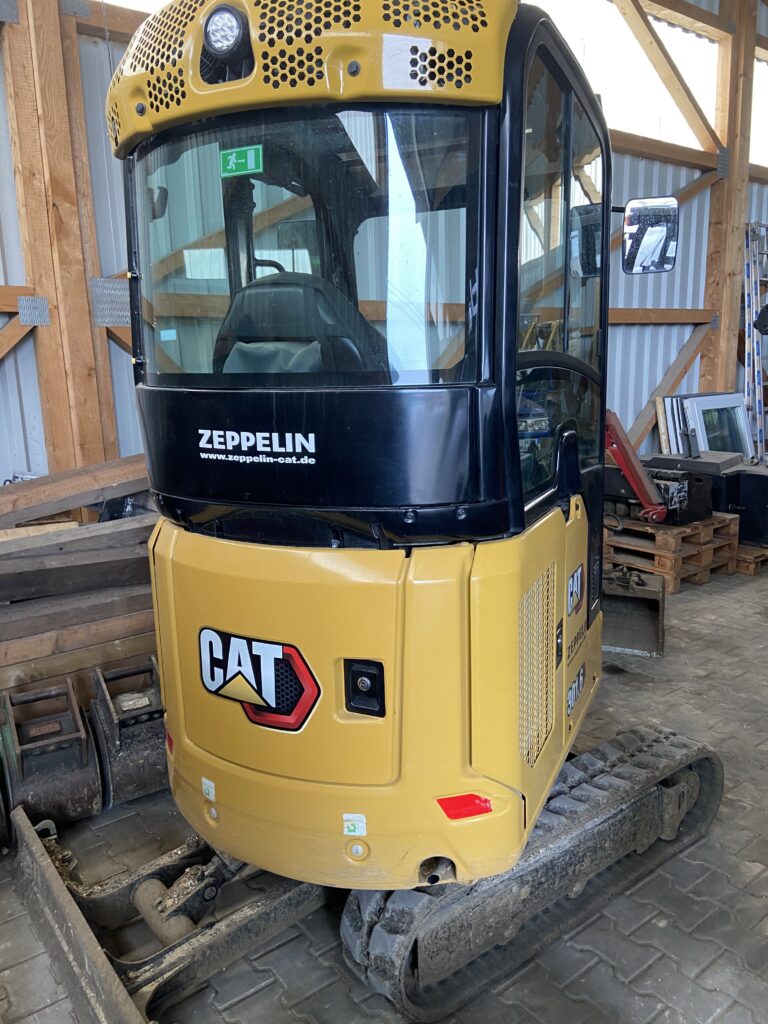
[108,102,121,147]
[384,0,488,32]
[128,0,205,75]
[409,44,473,89]
[261,44,325,90]
[147,68,187,112]
[519,563,556,768]
[253,0,362,46]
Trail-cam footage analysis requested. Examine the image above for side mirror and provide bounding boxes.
[623,196,678,275]
[755,304,768,336]
[570,204,602,278]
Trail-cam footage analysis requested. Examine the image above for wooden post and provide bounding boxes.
[60,12,119,461]
[700,0,758,392]
[1,8,77,473]
[25,0,107,466]
[1,0,110,471]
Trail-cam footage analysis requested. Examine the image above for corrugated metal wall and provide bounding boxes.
[749,182,768,225]
[0,48,48,484]
[78,35,144,457]
[758,2,768,37]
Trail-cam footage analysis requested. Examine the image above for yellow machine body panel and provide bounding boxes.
[106,0,520,158]
[151,501,602,890]
[471,498,600,828]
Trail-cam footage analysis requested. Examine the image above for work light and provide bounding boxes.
[204,7,245,57]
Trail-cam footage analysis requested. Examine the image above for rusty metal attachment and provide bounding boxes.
[89,661,167,808]
[0,680,102,835]
[602,568,665,658]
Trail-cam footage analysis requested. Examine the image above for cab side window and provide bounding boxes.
[517,51,604,502]
[518,55,567,357]
[569,99,604,371]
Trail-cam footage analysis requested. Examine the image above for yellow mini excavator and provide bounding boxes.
[10,3,723,1022]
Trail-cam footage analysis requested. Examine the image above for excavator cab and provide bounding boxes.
[111,1,683,899]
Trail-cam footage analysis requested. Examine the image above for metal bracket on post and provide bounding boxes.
[17,296,50,327]
[89,278,131,327]
[717,147,730,180]
[0,0,19,24]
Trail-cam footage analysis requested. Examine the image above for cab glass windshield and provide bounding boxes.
[134,106,483,388]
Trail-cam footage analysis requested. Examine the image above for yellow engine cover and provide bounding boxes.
[151,501,601,889]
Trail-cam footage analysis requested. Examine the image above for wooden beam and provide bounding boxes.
[106,326,132,354]
[627,323,712,447]
[615,0,723,153]
[0,285,33,313]
[700,0,758,392]
[0,610,155,670]
[750,163,768,185]
[609,130,719,171]
[0,585,152,644]
[609,308,716,325]
[25,0,106,467]
[154,293,231,319]
[757,33,768,63]
[0,316,34,362]
[74,0,144,43]
[0,633,156,692]
[639,0,732,40]
[0,512,156,559]
[574,166,601,206]
[60,13,119,461]
[0,454,148,528]
[0,546,150,602]
[1,8,77,472]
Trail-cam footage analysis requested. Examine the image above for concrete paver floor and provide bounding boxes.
[1,570,767,1023]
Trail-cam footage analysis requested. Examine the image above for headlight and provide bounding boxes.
[518,418,550,433]
[204,7,245,56]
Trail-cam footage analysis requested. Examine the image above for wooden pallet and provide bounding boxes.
[736,544,768,576]
[604,512,740,595]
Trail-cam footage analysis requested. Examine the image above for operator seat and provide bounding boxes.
[213,271,389,377]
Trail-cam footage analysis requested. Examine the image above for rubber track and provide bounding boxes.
[340,725,723,1021]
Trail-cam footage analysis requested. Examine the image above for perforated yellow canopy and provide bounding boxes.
[106,0,519,157]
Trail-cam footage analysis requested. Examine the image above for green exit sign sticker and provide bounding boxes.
[220,144,264,178]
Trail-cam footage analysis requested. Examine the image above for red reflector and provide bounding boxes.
[437,794,493,821]
[165,730,174,754]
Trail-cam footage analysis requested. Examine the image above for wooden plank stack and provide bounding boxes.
[0,457,156,693]
[604,512,740,595]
